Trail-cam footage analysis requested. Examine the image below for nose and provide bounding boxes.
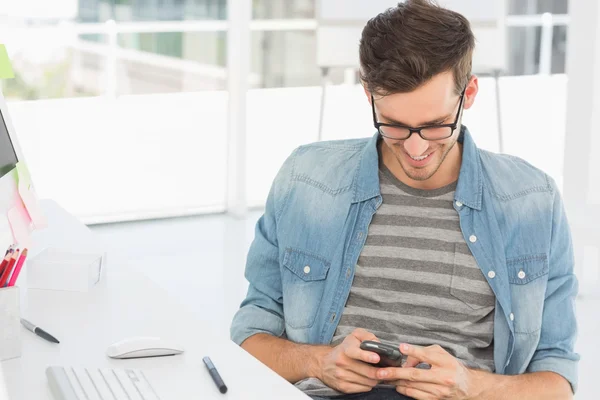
[403,132,429,156]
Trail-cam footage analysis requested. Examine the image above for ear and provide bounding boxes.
[463,75,479,110]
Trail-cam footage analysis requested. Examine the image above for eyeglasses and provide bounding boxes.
[371,88,466,141]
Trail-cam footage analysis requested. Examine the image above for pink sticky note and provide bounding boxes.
[7,202,33,249]
[18,184,47,230]
[15,161,47,230]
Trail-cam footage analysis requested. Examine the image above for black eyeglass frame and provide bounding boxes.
[371,88,467,141]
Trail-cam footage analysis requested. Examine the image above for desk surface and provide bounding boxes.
[2,265,309,400]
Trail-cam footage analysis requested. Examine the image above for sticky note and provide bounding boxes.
[15,162,31,187]
[15,162,47,230]
[0,44,14,79]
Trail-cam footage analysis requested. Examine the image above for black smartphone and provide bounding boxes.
[359,340,404,367]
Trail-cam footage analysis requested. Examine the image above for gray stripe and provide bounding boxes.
[350,275,496,307]
[354,264,493,295]
[380,193,456,209]
[380,183,457,201]
[365,236,473,255]
[333,326,494,356]
[345,294,494,323]
[367,225,465,243]
[345,287,493,314]
[360,245,480,268]
[377,203,459,220]
[337,311,494,340]
[467,347,495,362]
[358,256,484,281]
[371,214,461,231]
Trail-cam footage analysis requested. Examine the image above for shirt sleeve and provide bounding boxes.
[526,177,580,393]
[230,149,297,346]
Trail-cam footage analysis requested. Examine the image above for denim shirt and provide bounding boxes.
[230,127,580,391]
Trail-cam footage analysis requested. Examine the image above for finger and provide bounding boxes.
[402,356,420,368]
[345,344,380,364]
[399,343,447,366]
[337,368,380,388]
[337,383,374,395]
[350,328,379,343]
[346,358,382,381]
[377,366,442,384]
[396,384,436,400]
[396,381,452,399]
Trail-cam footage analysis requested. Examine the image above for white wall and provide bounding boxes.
[8,74,568,223]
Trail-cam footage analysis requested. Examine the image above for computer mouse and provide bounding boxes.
[106,336,185,359]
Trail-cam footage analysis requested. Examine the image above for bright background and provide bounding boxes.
[1,1,598,398]
[0,0,573,223]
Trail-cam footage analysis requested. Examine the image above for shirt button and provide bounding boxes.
[488,271,496,279]
[346,268,351,278]
[455,201,463,207]
[469,235,477,243]
[510,313,515,321]
[304,266,311,274]
[518,270,526,280]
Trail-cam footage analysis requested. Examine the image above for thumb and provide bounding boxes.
[351,328,379,343]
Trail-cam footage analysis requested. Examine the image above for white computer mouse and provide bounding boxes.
[106,336,185,359]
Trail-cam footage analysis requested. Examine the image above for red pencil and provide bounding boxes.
[0,252,11,277]
[8,249,28,287]
[0,249,19,287]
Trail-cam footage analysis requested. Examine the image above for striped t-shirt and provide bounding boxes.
[333,165,496,365]
[294,165,496,398]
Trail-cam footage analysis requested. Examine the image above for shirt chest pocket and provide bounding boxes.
[507,255,549,334]
[281,248,331,329]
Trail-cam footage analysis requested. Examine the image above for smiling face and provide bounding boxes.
[369,72,478,189]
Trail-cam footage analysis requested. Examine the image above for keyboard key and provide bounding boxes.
[72,367,102,400]
[128,369,161,400]
[86,368,118,399]
[113,368,144,400]
[99,368,129,399]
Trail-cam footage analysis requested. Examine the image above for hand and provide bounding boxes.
[317,328,382,394]
[377,344,479,400]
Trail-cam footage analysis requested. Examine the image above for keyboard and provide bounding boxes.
[46,366,161,400]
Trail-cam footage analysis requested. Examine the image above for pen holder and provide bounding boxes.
[0,286,21,361]
[27,248,104,292]
[27,199,107,292]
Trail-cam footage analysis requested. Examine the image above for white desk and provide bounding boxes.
[1,264,309,399]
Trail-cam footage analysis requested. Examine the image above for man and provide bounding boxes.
[231,1,579,399]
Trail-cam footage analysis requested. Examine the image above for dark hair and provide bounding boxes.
[359,0,475,96]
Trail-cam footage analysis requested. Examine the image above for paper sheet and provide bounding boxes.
[0,45,14,79]
[15,162,47,229]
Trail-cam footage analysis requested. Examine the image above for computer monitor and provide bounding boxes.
[0,88,33,251]
[0,102,18,180]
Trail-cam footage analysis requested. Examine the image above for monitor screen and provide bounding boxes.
[0,108,18,179]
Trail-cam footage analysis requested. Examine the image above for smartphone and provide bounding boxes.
[359,340,404,367]
[360,341,433,369]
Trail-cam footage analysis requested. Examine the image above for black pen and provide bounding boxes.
[21,318,60,344]
[203,356,227,394]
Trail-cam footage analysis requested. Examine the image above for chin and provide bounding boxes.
[404,168,437,182]
[399,158,441,182]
